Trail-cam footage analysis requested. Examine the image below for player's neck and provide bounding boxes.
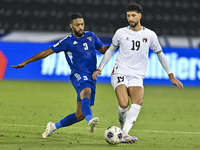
[129,23,142,32]
[73,32,84,38]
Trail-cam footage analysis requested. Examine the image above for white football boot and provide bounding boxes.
[88,117,99,133]
[121,135,138,144]
[42,122,56,138]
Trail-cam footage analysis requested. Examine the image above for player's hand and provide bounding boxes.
[11,62,26,69]
[169,73,184,90]
[92,69,102,81]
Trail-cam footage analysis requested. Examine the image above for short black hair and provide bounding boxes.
[70,13,83,23]
[126,3,143,14]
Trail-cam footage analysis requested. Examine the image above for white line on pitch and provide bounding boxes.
[1,123,200,135]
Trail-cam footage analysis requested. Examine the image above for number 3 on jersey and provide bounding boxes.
[83,43,88,50]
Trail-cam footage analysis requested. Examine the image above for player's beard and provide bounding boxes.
[73,29,84,37]
[130,21,138,28]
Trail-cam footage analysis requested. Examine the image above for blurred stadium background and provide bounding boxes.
[0,0,200,86]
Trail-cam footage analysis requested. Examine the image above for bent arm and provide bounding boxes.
[92,44,117,81]
[11,48,54,68]
[98,44,118,71]
[97,45,110,54]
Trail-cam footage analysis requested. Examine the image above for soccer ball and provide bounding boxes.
[104,126,123,145]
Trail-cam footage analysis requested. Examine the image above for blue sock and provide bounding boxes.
[55,113,79,129]
[81,98,93,123]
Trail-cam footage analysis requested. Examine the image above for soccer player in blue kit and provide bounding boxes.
[11,13,109,138]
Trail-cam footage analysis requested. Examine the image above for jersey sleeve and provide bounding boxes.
[149,31,162,53]
[92,33,104,49]
[51,36,68,53]
[112,29,120,47]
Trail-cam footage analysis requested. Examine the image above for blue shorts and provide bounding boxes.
[70,73,96,105]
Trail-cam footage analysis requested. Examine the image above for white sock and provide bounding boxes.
[122,104,141,137]
[51,123,57,131]
[118,106,128,129]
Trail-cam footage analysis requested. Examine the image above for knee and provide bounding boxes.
[76,113,85,121]
[83,92,91,99]
[119,101,129,109]
[137,98,143,106]
[80,88,91,99]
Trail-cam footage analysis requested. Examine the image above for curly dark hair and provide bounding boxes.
[126,3,143,14]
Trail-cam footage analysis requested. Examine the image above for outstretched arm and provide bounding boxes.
[97,45,110,54]
[157,51,184,90]
[92,44,117,81]
[11,48,54,68]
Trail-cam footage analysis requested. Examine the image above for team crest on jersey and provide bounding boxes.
[142,38,147,43]
[87,37,92,41]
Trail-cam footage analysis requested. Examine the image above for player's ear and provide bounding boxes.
[139,13,142,19]
[69,23,72,29]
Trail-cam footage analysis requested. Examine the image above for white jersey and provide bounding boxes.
[112,26,162,78]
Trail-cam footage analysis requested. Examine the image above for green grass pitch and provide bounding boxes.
[0,80,200,150]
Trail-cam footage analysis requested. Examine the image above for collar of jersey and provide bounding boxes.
[71,32,85,39]
[127,26,144,33]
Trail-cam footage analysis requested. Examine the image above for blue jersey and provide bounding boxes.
[51,31,103,77]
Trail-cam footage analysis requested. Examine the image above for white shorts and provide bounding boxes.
[111,73,144,90]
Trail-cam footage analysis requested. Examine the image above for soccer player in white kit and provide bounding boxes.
[92,3,184,144]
